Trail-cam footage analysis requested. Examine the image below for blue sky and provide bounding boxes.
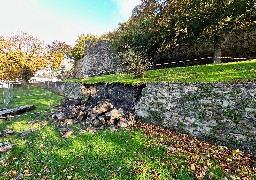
[0,0,141,46]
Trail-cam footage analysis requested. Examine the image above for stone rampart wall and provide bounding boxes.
[73,40,123,78]
[135,82,256,154]
[41,82,256,154]
[42,82,84,100]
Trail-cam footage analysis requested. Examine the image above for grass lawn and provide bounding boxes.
[0,87,255,179]
[67,59,256,84]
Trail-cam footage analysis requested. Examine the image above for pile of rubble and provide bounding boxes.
[51,98,136,135]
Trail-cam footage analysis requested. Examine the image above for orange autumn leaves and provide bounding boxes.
[135,122,256,179]
[0,32,71,82]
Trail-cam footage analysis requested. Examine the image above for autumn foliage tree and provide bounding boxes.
[0,32,48,83]
[0,32,71,83]
[0,36,13,81]
[46,40,72,77]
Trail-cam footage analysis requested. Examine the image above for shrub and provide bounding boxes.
[121,49,151,78]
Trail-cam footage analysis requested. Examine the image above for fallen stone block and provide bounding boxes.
[86,126,97,134]
[0,142,13,152]
[0,105,35,117]
[62,129,74,138]
[2,129,14,136]
[92,102,113,115]
[20,130,32,137]
[55,112,67,121]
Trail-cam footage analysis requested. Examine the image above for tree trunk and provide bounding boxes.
[213,35,222,64]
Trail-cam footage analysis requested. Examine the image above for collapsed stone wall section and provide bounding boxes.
[42,82,145,112]
[81,83,146,111]
[41,81,256,155]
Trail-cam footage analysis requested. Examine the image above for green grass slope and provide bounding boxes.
[68,59,256,84]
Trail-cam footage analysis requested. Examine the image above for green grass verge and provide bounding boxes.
[67,60,256,84]
[0,87,253,179]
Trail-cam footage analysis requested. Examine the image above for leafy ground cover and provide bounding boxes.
[0,86,255,179]
[68,59,256,84]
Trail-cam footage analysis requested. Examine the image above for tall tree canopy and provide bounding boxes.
[165,0,256,63]
[109,0,256,64]
[109,0,164,63]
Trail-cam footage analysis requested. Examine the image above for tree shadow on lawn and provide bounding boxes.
[0,109,51,140]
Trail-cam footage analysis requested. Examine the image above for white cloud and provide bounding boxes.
[113,0,141,20]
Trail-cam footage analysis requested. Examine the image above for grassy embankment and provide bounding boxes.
[68,59,256,84]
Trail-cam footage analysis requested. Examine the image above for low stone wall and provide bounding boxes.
[135,82,256,154]
[41,81,256,154]
[41,82,84,100]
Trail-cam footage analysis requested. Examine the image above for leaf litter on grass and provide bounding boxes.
[135,121,256,179]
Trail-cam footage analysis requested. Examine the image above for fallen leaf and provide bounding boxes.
[111,173,117,177]
[207,160,212,167]
[8,170,17,177]
[191,164,196,171]
[67,175,72,180]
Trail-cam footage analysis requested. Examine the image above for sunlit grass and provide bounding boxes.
[67,59,256,84]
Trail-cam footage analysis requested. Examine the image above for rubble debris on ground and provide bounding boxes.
[51,98,136,135]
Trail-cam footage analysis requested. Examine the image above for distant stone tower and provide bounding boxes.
[73,40,122,78]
